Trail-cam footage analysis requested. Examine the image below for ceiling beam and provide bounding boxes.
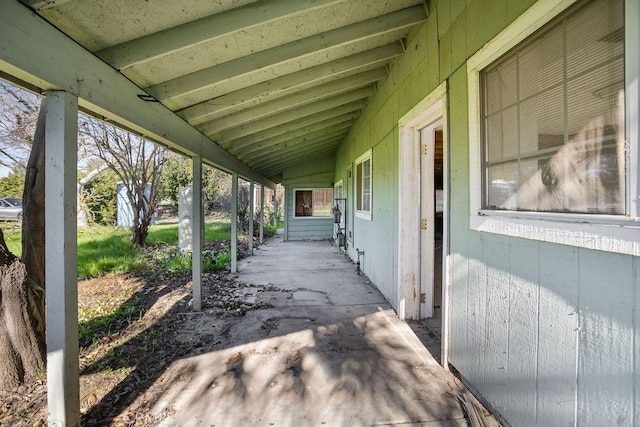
[256,143,340,173]
[208,87,373,144]
[145,5,425,102]
[239,128,350,162]
[249,137,344,168]
[255,145,340,174]
[0,0,275,189]
[21,0,73,10]
[236,121,353,157]
[222,108,361,151]
[96,0,343,70]
[226,113,357,152]
[210,68,386,133]
[178,42,403,124]
[253,135,343,165]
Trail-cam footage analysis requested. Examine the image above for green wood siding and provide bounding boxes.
[333,0,639,425]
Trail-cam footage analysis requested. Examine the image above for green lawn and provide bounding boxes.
[2,225,21,257]
[0,220,232,279]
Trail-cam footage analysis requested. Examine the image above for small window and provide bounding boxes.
[355,150,372,219]
[481,0,625,215]
[294,189,332,218]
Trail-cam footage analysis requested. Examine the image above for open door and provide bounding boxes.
[419,121,443,320]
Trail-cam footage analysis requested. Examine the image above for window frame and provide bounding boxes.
[292,188,333,219]
[355,149,373,220]
[467,0,640,256]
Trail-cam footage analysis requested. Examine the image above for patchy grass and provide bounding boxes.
[1,220,233,279]
[77,279,143,348]
[146,220,231,246]
[78,227,144,279]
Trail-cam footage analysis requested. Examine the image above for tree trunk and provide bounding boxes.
[0,102,46,389]
[23,102,46,291]
[0,231,45,389]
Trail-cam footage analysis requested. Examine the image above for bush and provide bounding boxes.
[82,169,119,226]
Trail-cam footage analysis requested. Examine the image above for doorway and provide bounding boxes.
[397,81,449,367]
[419,122,444,322]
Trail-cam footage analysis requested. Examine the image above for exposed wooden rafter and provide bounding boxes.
[178,43,402,125]
[239,128,351,162]
[208,88,373,144]
[237,122,354,158]
[96,0,344,70]
[206,68,386,134]
[145,5,425,103]
[226,113,358,153]
[21,0,73,10]
[10,0,428,182]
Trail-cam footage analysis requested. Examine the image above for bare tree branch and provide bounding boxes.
[80,118,165,245]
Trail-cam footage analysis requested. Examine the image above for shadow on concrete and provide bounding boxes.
[80,238,469,426]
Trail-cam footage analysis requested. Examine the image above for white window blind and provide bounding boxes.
[482,0,625,214]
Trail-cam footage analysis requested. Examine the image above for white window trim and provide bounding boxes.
[292,188,333,219]
[467,0,640,256]
[355,149,372,221]
[334,179,344,195]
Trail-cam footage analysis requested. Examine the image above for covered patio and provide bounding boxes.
[0,1,433,423]
[127,237,487,426]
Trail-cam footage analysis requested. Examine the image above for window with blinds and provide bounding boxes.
[481,0,625,214]
[355,149,372,219]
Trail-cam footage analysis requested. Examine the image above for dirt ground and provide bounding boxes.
[0,246,271,426]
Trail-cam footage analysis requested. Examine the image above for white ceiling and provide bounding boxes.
[20,0,427,182]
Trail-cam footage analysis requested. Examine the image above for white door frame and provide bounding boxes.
[397,81,450,367]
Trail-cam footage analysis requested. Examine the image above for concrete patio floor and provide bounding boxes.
[149,237,492,426]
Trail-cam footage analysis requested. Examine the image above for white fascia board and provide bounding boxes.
[0,0,275,189]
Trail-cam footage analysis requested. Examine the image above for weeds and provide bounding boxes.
[143,245,230,276]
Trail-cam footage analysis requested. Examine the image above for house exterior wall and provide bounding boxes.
[282,156,335,241]
[333,0,639,425]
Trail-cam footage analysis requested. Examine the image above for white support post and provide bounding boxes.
[231,172,238,273]
[192,156,203,311]
[45,91,79,426]
[283,186,288,242]
[273,188,277,227]
[260,185,265,244]
[249,180,254,255]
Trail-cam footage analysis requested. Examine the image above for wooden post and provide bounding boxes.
[249,180,254,255]
[273,188,278,227]
[231,172,238,273]
[192,156,203,311]
[283,186,288,242]
[260,185,265,244]
[45,91,80,427]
